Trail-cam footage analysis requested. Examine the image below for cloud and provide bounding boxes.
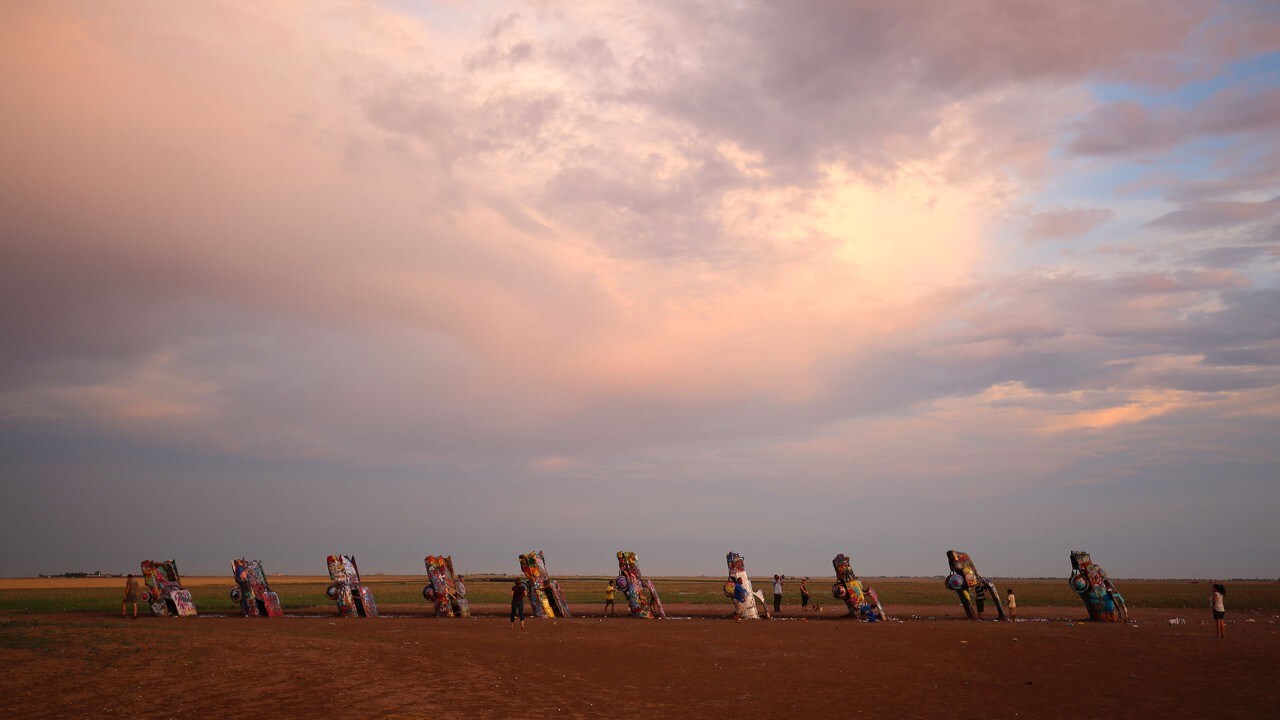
[0,1,1278,576]
[1024,207,1116,241]
[1068,86,1280,157]
[1147,198,1280,231]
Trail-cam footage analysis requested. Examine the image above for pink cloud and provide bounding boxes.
[1024,207,1116,242]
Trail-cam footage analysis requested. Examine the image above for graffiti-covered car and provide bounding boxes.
[722,551,766,619]
[229,559,283,617]
[423,554,470,617]
[1069,551,1128,622]
[615,551,666,619]
[831,553,885,621]
[140,559,197,617]
[326,554,377,618]
[519,551,571,618]
[944,550,1005,621]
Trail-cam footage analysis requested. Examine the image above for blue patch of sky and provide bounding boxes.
[1090,50,1280,108]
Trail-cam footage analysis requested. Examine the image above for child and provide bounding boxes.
[799,577,810,611]
[604,580,616,616]
[1006,588,1017,621]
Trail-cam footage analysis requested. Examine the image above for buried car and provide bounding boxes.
[615,551,666,619]
[326,554,377,618]
[519,551,572,618]
[1069,551,1129,622]
[140,559,197,617]
[944,550,1006,621]
[722,551,767,620]
[423,554,470,617]
[229,559,283,617]
[831,553,885,621]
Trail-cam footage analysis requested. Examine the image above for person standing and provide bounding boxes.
[799,577,811,611]
[1211,583,1226,638]
[510,579,527,630]
[1006,588,1017,621]
[604,580,616,616]
[122,574,139,619]
[974,582,987,620]
[772,575,783,615]
[732,577,749,622]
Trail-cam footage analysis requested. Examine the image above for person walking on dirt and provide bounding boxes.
[122,574,139,619]
[799,577,811,611]
[1006,588,1017,621]
[1211,583,1226,638]
[732,577,749,622]
[604,580,616,616]
[772,575,783,614]
[510,580,527,630]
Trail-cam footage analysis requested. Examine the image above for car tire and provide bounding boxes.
[945,573,966,591]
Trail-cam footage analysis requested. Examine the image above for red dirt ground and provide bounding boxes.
[2,604,1275,719]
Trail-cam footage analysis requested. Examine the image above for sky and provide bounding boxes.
[2,1,1278,580]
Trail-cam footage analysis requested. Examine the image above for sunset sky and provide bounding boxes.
[2,1,1278,579]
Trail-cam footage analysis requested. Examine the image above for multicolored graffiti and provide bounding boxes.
[615,551,666,619]
[325,554,378,618]
[944,550,1006,621]
[423,555,470,618]
[831,554,885,621]
[519,551,572,618]
[229,559,283,617]
[140,559,197,617]
[1069,551,1128,622]
[723,551,763,619]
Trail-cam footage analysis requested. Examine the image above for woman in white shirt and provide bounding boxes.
[1211,583,1226,638]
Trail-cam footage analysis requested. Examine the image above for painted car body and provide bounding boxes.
[944,550,1006,621]
[831,553,885,621]
[423,554,470,617]
[229,559,283,617]
[519,551,571,618]
[326,554,378,618]
[615,551,666,619]
[1069,551,1128,622]
[723,551,761,620]
[140,559,197,617]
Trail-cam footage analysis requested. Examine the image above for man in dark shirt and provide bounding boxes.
[510,580,527,630]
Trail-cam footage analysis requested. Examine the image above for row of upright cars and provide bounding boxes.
[135,548,1128,623]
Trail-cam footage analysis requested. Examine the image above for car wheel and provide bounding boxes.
[325,583,340,601]
[229,587,242,601]
[831,583,847,599]
[614,575,629,590]
[945,573,966,591]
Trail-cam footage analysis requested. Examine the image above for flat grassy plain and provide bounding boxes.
[2,575,1277,614]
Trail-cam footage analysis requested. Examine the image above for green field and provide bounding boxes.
[2,576,1277,614]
